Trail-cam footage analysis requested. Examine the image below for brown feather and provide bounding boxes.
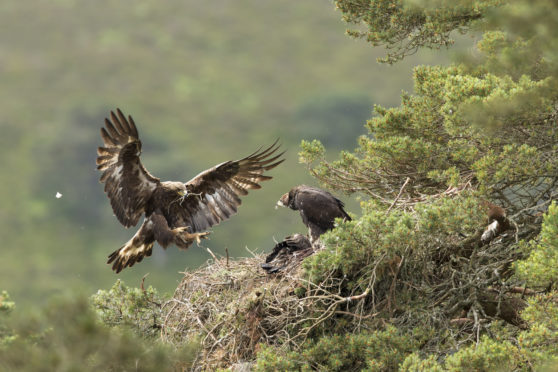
[116,108,132,133]
[98,109,283,272]
[97,109,159,227]
[100,128,117,146]
[97,146,119,155]
[127,114,139,137]
[104,118,120,139]
[161,141,283,232]
[110,111,126,134]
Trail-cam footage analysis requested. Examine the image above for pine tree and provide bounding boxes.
[283,0,558,369]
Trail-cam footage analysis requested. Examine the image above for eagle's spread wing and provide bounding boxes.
[97,109,159,227]
[167,141,284,232]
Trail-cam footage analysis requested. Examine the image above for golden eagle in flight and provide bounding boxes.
[276,185,351,242]
[97,109,284,273]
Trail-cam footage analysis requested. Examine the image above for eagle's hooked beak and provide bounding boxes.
[275,193,288,210]
[177,190,187,197]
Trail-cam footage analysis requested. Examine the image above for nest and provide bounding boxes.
[161,249,373,370]
[160,212,542,370]
[161,254,285,369]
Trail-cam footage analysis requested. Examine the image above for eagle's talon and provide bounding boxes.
[195,231,211,244]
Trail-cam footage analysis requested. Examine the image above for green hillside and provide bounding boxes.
[0,0,453,304]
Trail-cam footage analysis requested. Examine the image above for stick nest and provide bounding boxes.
[161,250,372,370]
[160,216,541,370]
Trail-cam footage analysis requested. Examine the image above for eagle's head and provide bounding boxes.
[276,188,297,210]
[276,193,289,209]
[162,181,187,197]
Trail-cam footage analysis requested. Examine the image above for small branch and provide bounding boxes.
[334,310,379,319]
[450,318,473,326]
[387,256,404,315]
[225,247,230,268]
[346,287,371,302]
[472,308,480,345]
[488,286,538,296]
[245,246,258,257]
[292,287,371,343]
[386,177,411,214]
[140,273,149,294]
[206,247,218,261]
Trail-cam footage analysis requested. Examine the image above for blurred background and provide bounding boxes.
[0,0,460,305]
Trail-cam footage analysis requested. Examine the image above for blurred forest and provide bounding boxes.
[0,0,458,305]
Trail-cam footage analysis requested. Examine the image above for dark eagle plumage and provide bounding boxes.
[97,108,284,273]
[261,234,313,274]
[276,185,351,241]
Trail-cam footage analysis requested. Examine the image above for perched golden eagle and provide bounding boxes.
[97,109,284,273]
[276,185,351,241]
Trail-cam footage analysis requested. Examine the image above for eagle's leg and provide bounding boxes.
[173,227,210,248]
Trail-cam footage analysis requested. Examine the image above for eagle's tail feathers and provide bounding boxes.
[107,239,154,273]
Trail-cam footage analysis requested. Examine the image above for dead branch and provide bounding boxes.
[386,177,411,214]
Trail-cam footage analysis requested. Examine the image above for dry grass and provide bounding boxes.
[161,254,291,368]
[160,250,372,370]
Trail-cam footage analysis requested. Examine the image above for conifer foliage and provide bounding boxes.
[5,1,557,370]
[120,1,558,369]
[130,1,558,369]
[288,0,558,369]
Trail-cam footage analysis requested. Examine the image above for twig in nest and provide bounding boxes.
[386,177,410,214]
[293,287,371,343]
[206,247,218,261]
[346,288,370,302]
[489,286,538,296]
[226,247,229,268]
[472,309,481,345]
[450,318,473,326]
[245,246,258,257]
[335,310,379,319]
